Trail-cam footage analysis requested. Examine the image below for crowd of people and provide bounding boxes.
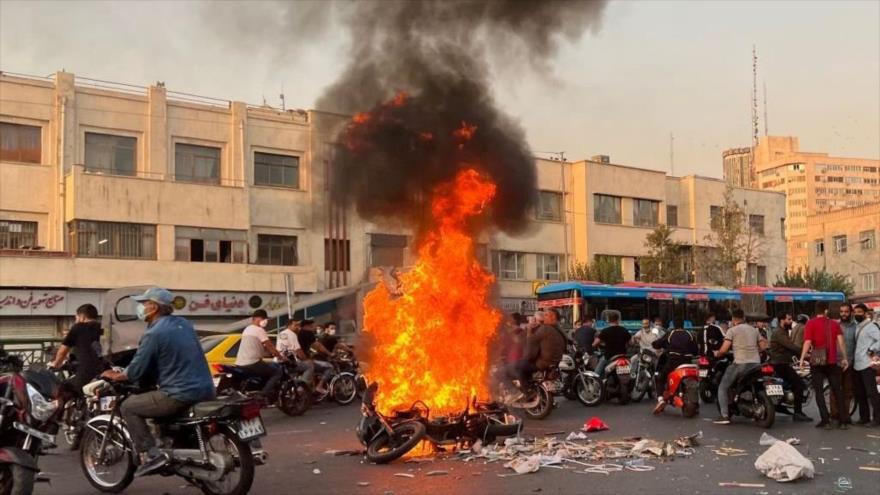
[498,301,880,428]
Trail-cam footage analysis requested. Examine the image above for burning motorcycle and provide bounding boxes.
[0,352,63,495]
[357,383,521,464]
[576,353,633,406]
[79,379,266,495]
[716,362,783,428]
[215,360,311,417]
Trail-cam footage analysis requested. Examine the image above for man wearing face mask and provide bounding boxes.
[236,309,288,400]
[852,304,880,426]
[100,288,214,476]
[769,312,812,422]
[831,303,857,422]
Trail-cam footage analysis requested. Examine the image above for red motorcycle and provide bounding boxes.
[657,362,701,418]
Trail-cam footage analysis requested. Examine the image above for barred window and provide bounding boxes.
[536,191,562,221]
[175,227,247,263]
[175,143,220,184]
[633,199,659,227]
[0,220,37,249]
[0,122,41,163]
[85,132,136,176]
[254,152,299,188]
[257,234,297,266]
[325,238,351,271]
[70,220,156,259]
[593,194,621,224]
[666,205,678,227]
[748,214,765,235]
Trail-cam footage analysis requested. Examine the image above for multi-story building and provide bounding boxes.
[806,203,880,302]
[725,135,880,270]
[722,147,752,188]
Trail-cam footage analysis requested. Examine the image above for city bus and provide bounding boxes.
[535,281,845,331]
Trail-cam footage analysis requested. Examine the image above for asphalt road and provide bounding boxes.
[37,396,879,495]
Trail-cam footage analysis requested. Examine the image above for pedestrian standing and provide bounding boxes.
[851,304,880,426]
[831,303,857,422]
[800,302,851,429]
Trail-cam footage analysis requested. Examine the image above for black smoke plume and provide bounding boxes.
[320,0,607,234]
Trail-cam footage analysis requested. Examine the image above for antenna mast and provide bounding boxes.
[751,45,759,146]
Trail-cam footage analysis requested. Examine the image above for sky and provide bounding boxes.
[1,0,878,178]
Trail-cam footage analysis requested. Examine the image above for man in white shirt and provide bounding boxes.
[276,319,315,387]
[237,309,287,398]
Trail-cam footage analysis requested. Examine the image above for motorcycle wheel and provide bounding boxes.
[80,420,135,493]
[331,373,358,405]
[562,374,579,401]
[575,375,603,407]
[0,464,35,495]
[277,380,311,417]
[198,427,255,495]
[522,386,553,420]
[699,380,716,404]
[62,399,85,451]
[617,378,631,405]
[681,379,700,418]
[366,422,427,464]
[754,391,776,429]
[632,371,650,403]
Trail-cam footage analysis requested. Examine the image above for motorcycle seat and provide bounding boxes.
[675,364,698,370]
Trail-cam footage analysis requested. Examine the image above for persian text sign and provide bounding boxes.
[0,290,66,316]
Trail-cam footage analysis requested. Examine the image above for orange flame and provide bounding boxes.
[364,169,501,416]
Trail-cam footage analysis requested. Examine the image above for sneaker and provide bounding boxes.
[839,422,851,431]
[713,417,731,425]
[855,419,871,426]
[134,452,169,477]
[652,400,667,415]
[792,412,813,422]
[815,420,830,429]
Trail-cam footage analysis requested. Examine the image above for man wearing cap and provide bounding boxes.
[236,309,287,400]
[101,288,215,476]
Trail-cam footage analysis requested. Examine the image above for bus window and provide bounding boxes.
[709,300,733,321]
[583,297,608,321]
[647,299,674,327]
[607,298,646,323]
[684,300,710,328]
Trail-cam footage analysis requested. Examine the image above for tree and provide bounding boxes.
[774,267,855,297]
[567,256,623,284]
[640,224,686,284]
[696,186,764,287]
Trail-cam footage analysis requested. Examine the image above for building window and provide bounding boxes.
[748,214,765,235]
[70,220,156,259]
[175,143,220,184]
[666,205,678,227]
[370,233,407,267]
[593,194,621,224]
[254,152,299,189]
[324,238,351,271]
[84,132,136,176]
[0,220,37,249]
[861,273,878,293]
[492,251,526,280]
[757,265,767,286]
[814,239,824,257]
[175,227,247,263]
[709,205,724,228]
[780,218,786,239]
[536,191,562,221]
[633,199,659,227]
[0,122,41,163]
[833,235,847,254]
[256,234,298,266]
[860,230,876,250]
[536,254,561,280]
[746,263,767,285]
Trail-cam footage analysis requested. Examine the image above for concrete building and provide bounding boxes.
[722,147,752,188]
[806,202,880,301]
[724,135,880,270]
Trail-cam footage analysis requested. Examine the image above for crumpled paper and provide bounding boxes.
[504,454,541,474]
[754,440,815,482]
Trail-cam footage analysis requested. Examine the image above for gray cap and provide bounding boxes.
[132,287,174,305]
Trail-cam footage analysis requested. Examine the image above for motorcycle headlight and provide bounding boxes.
[26,383,59,422]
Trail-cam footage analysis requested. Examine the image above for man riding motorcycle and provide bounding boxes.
[713,308,768,425]
[769,312,812,422]
[276,319,315,387]
[652,318,699,414]
[236,309,288,401]
[510,308,566,401]
[99,288,215,477]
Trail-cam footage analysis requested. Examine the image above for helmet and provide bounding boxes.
[796,314,809,324]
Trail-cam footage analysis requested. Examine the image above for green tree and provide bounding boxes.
[696,186,763,287]
[774,267,855,297]
[640,224,686,284]
[567,256,623,284]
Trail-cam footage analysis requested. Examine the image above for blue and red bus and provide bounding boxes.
[535,281,845,331]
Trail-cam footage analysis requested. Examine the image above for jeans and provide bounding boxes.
[291,360,315,388]
[830,366,857,421]
[774,363,806,413]
[718,363,760,418]
[313,360,334,382]
[120,390,186,455]
[241,361,283,396]
[595,357,608,378]
[856,368,880,424]
[811,364,849,424]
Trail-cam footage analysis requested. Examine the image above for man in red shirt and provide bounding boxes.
[799,302,851,429]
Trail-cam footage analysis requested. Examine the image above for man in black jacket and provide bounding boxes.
[651,318,699,414]
[770,312,812,422]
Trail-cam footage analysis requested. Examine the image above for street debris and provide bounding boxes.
[713,447,747,457]
[834,477,853,493]
[718,482,765,488]
[866,434,880,440]
[357,482,371,487]
[859,466,880,472]
[426,470,449,476]
[312,468,321,475]
[758,433,800,447]
[583,417,609,432]
[393,473,415,478]
[754,436,814,482]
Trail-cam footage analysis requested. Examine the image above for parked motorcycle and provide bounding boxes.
[631,349,658,402]
[697,354,732,404]
[357,383,521,464]
[79,379,265,495]
[0,353,63,495]
[656,362,700,418]
[215,360,311,417]
[716,362,783,428]
[577,353,633,406]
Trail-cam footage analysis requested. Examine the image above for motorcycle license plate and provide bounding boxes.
[237,417,266,440]
[765,384,784,396]
[616,366,631,375]
[698,369,708,378]
[99,396,116,411]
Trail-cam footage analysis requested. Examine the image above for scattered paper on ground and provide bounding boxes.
[754,439,814,482]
